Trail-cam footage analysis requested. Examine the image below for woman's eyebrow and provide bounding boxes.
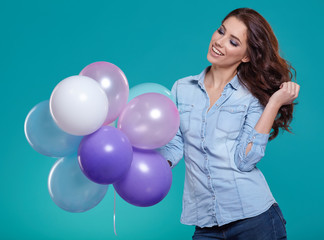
[221,24,242,44]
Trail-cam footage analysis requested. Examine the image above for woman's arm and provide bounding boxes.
[245,81,300,155]
[156,81,184,169]
[234,81,300,171]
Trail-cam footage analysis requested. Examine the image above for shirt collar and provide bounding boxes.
[193,65,240,90]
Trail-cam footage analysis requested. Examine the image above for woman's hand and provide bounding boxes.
[268,82,300,108]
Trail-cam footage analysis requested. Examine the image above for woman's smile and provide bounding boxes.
[211,46,224,56]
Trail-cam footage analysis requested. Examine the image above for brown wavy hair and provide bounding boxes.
[222,8,296,140]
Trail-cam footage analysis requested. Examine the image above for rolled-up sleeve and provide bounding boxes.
[234,97,270,172]
[156,81,184,169]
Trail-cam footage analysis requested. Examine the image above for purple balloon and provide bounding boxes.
[113,148,172,207]
[78,126,133,184]
[117,93,180,149]
[80,61,129,125]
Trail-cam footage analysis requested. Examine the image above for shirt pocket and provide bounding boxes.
[216,105,246,134]
[178,103,193,134]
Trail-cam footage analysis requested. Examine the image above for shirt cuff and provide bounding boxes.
[156,147,176,168]
[248,128,270,146]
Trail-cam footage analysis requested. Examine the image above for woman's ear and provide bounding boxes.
[242,55,250,63]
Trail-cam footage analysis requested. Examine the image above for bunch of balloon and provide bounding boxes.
[25,62,132,212]
[24,61,180,212]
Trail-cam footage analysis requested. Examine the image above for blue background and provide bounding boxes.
[1,0,323,239]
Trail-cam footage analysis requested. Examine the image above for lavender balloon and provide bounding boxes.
[80,61,129,125]
[78,126,133,185]
[117,93,180,149]
[113,148,172,207]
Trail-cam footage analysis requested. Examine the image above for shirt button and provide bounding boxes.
[208,175,210,179]
[213,196,215,200]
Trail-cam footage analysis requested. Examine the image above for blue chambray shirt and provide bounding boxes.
[157,66,276,227]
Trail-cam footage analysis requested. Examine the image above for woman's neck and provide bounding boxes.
[204,65,237,89]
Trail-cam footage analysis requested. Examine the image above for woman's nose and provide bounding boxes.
[215,37,224,47]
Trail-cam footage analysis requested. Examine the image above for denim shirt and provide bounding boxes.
[157,66,276,227]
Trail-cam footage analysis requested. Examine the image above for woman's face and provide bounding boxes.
[207,16,250,68]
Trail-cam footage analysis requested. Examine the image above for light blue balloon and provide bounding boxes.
[48,155,108,213]
[24,100,82,157]
[128,83,175,103]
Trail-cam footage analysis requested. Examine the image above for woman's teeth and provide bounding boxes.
[212,46,224,56]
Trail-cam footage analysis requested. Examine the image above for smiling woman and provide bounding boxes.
[207,17,250,68]
[157,7,299,240]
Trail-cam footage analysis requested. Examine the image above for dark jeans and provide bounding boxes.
[192,203,287,240]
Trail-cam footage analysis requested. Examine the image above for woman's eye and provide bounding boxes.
[230,40,238,47]
[217,29,224,35]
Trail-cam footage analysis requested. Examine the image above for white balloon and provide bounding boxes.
[50,75,109,136]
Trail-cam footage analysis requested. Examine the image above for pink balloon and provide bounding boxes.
[80,62,129,125]
[117,93,180,149]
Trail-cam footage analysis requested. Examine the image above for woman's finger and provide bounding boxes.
[281,82,287,89]
[290,82,295,96]
[287,82,291,95]
[295,83,300,98]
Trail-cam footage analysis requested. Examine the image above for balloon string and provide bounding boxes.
[114,189,117,236]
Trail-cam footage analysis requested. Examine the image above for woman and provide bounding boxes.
[158,8,299,240]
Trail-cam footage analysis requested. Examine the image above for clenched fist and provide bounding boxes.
[269,82,300,107]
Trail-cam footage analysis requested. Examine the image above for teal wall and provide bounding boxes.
[1,0,323,239]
